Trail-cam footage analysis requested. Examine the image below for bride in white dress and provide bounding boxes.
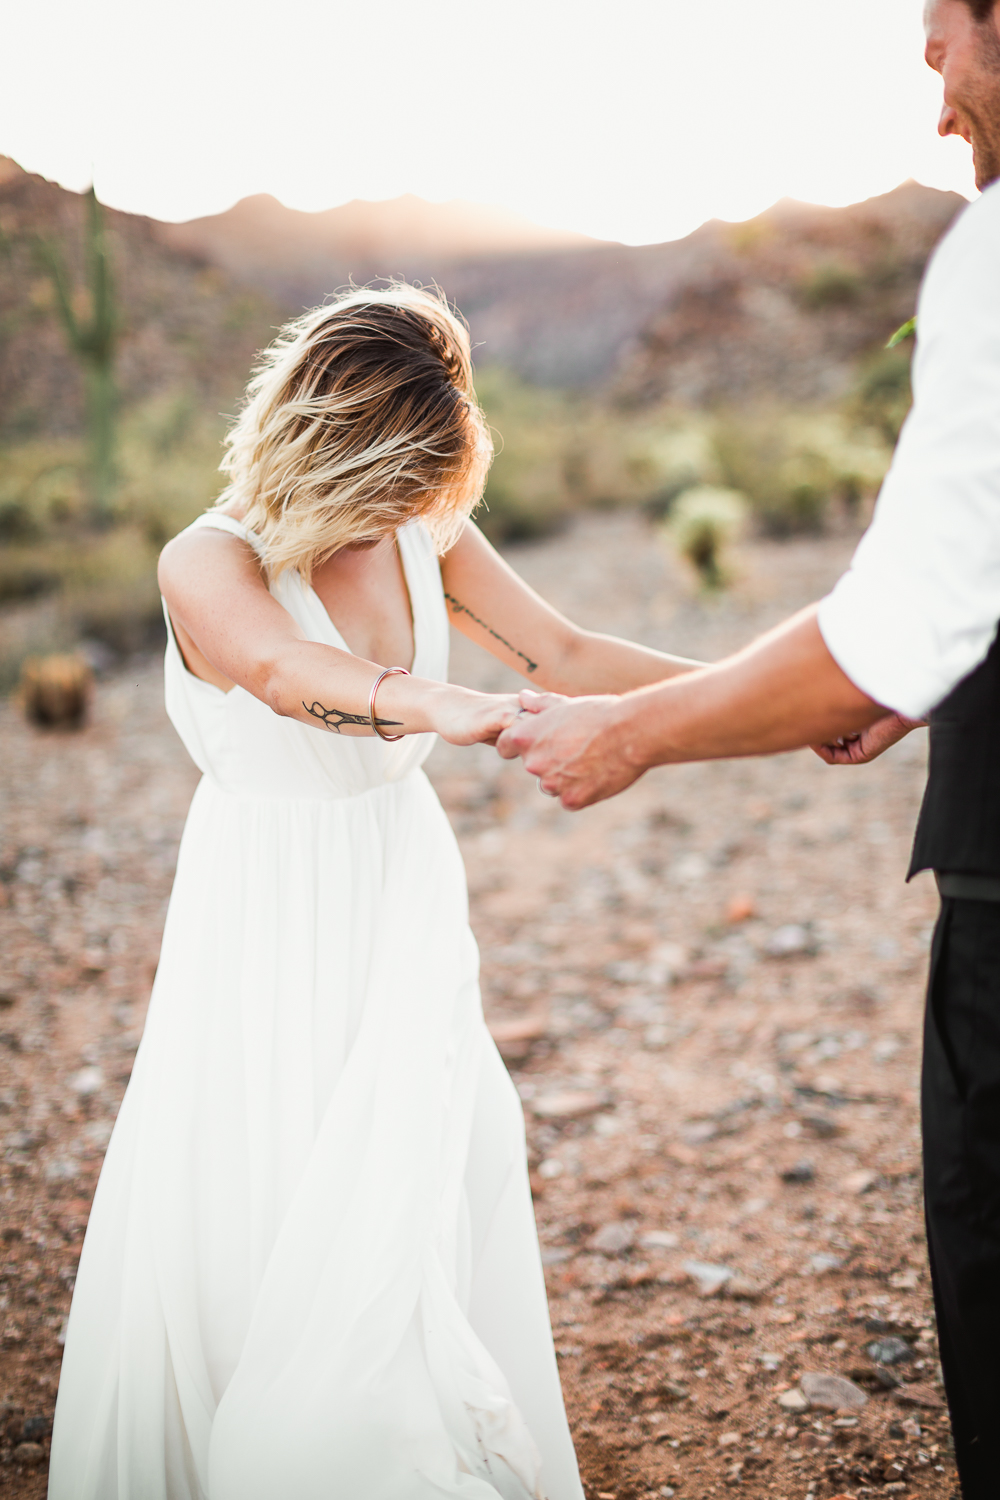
[48,285,699,1500]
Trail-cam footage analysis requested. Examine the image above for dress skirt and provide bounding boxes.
[48,772,583,1500]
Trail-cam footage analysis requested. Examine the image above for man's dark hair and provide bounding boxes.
[964,0,997,22]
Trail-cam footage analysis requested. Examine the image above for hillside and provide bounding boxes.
[611,183,966,406]
[155,175,965,396]
[0,158,279,442]
[437,183,964,395]
[0,156,966,441]
[156,192,600,296]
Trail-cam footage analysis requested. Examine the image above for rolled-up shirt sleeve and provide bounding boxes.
[818,182,1000,720]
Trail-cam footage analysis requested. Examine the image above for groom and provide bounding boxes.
[498,2,1000,1494]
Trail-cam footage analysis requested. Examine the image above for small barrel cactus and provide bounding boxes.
[19,653,94,728]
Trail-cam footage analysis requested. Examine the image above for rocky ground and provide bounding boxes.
[0,511,958,1498]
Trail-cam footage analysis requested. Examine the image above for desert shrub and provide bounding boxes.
[127,387,200,457]
[116,399,225,547]
[474,371,719,539]
[668,486,747,589]
[852,346,913,446]
[713,414,833,536]
[0,394,223,677]
[0,448,87,599]
[799,262,863,309]
[477,441,573,544]
[0,395,223,553]
[0,546,64,602]
[785,410,891,517]
[631,422,717,516]
[474,369,580,543]
[0,499,43,544]
[711,407,891,537]
[67,573,165,654]
[58,526,164,653]
[0,440,88,531]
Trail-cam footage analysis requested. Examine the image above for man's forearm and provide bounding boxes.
[615,605,884,770]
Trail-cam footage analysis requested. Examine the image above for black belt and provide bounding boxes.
[936,871,1000,903]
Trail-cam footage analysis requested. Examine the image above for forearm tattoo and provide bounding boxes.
[302,701,403,734]
[444,593,538,674]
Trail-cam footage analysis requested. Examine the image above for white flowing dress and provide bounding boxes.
[49,514,583,1500]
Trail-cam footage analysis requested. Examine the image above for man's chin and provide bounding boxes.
[973,139,1000,191]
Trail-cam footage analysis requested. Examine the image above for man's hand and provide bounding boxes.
[495,690,644,809]
[811,712,927,766]
[497,608,883,807]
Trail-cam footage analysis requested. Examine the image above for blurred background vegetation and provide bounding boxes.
[0,156,941,690]
[0,365,904,684]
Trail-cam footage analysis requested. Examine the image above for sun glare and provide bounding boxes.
[1,0,978,243]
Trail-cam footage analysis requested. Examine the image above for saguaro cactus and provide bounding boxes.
[37,187,118,521]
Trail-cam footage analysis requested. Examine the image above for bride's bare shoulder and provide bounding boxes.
[157,516,263,606]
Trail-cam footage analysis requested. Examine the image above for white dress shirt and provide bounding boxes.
[818,178,1000,720]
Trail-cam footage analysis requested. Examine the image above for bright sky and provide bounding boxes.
[3,0,977,245]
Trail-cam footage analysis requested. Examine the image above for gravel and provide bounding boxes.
[0,513,960,1497]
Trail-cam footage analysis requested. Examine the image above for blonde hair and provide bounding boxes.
[215,283,492,577]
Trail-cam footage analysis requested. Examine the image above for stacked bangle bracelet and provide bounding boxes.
[368,667,410,741]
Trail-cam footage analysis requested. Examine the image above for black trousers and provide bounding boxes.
[923,895,1000,1496]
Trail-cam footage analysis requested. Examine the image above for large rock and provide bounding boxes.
[588,1221,636,1255]
[800,1372,868,1412]
[807,1253,843,1275]
[866,1336,914,1366]
[766,924,817,958]
[68,1065,104,1097]
[894,1383,945,1410]
[682,1260,733,1296]
[44,1156,79,1183]
[487,1013,548,1063]
[13,1442,45,1465]
[532,1090,603,1121]
[640,1229,680,1250]
[781,1159,816,1184]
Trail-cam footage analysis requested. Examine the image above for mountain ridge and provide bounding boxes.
[0,155,967,436]
[155,191,605,298]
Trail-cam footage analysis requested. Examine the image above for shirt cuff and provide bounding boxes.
[818,571,951,720]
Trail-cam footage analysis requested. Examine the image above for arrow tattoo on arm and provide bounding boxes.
[444,593,538,674]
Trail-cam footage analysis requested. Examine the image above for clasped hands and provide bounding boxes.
[490,689,925,811]
[495,689,642,810]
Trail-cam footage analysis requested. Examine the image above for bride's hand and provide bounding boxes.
[431,687,522,747]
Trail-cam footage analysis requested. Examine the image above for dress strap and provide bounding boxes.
[186,511,266,559]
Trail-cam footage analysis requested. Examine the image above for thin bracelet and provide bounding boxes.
[369,667,410,741]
